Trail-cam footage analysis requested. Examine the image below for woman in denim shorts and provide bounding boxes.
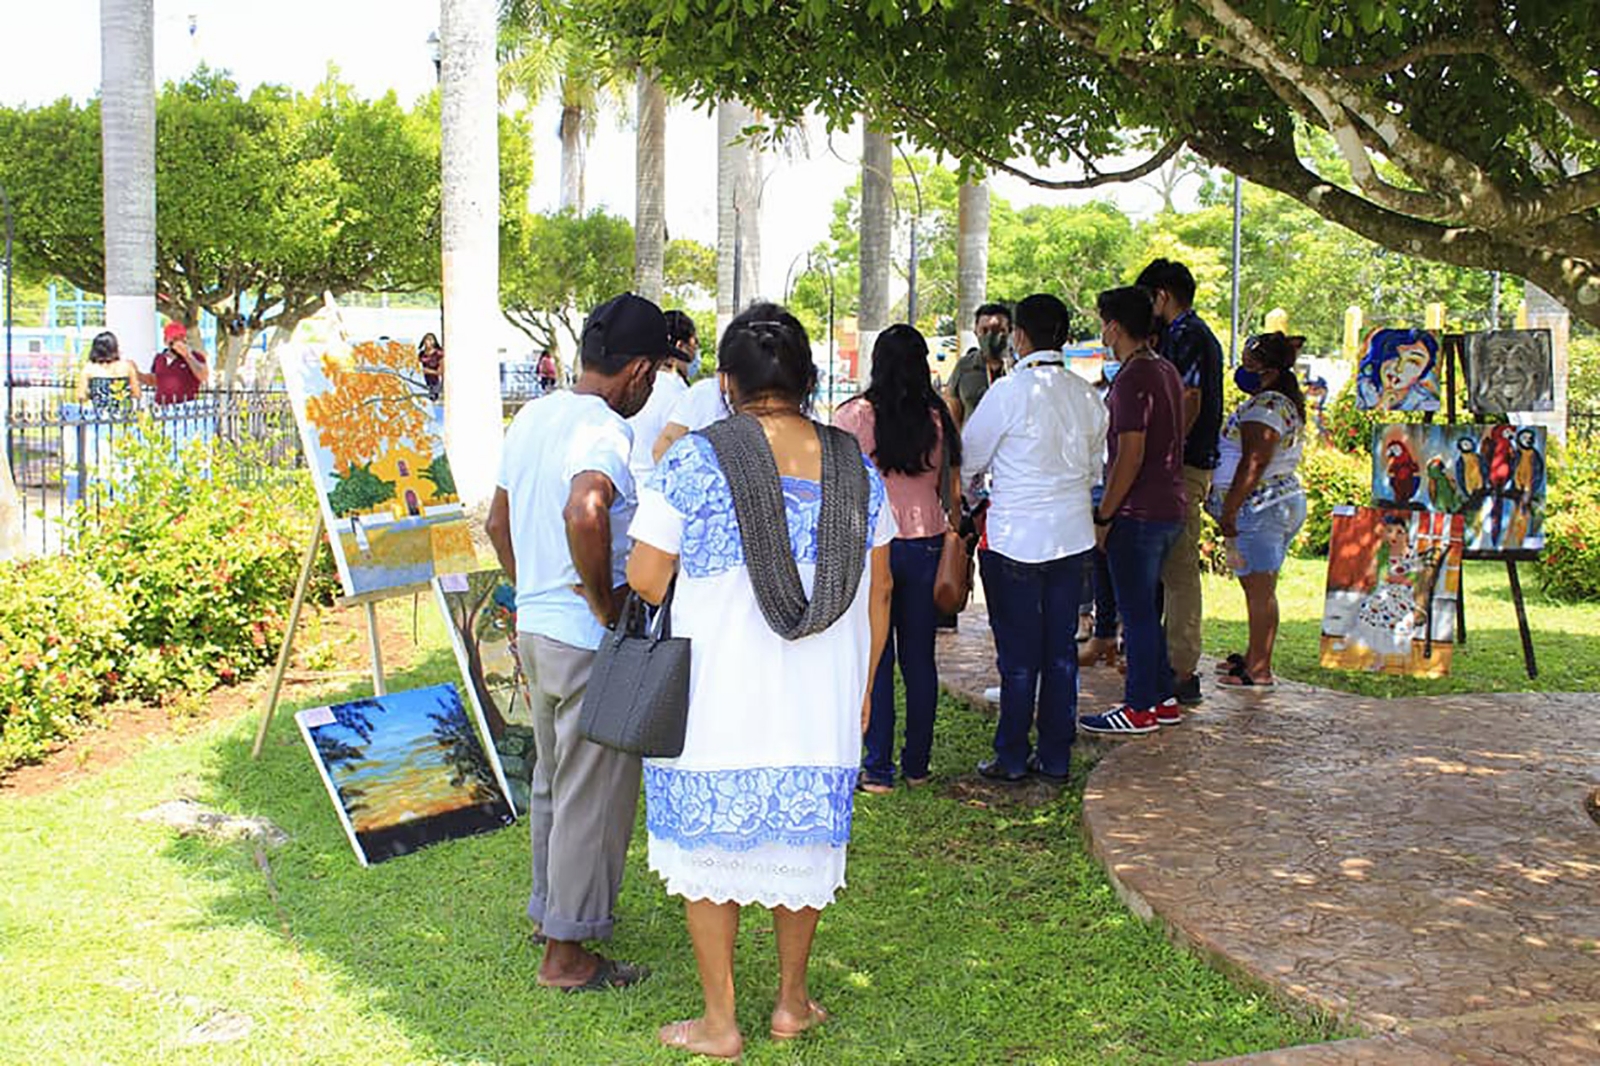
[1206,333,1309,688]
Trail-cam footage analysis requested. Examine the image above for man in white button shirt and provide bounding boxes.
[961,293,1108,785]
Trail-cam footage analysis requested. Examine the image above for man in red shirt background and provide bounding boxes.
[143,321,210,403]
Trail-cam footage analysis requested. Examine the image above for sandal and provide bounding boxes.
[856,778,894,795]
[1214,653,1247,675]
[1218,671,1276,689]
[552,955,650,993]
[771,1000,829,1041]
[658,1020,743,1060]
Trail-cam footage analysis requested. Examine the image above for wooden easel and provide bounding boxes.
[249,514,431,758]
[1435,332,1539,680]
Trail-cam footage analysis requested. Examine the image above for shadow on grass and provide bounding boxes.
[166,656,1341,1064]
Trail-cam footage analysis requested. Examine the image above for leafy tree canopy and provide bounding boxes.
[579,0,1600,326]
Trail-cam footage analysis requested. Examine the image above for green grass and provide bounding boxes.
[1201,556,1600,697]
[0,605,1341,1065]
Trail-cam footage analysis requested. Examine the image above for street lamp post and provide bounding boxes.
[895,144,923,325]
[426,30,441,81]
[1229,173,1242,365]
[2,182,13,433]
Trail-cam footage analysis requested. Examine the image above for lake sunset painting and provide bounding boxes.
[296,684,514,866]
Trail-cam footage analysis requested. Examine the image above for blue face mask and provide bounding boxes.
[1103,360,1121,383]
[1234,366,1264,394]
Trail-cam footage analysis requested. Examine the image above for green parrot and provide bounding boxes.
[1425,456,1462,513]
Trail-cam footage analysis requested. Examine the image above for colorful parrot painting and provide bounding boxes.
[1455,436,1485,499]
[1513,428,1545,498]
[1425,457,1462,513]
[1481,425,1517,546]
[1384,440,1421,506]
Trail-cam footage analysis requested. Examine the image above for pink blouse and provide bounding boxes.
[833,398,950,539]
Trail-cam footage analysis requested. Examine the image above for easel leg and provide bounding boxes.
[1456,561,1468,647]
[1505,559,1538,680]
[365,600,387,696]
[251,514,325,759]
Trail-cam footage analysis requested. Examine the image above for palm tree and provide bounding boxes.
[633,70,667,302]
[858,125,893,348]
[100,0,156,370]
[957,179,990,352]
[441,0,503,508]
[716,99,761,328]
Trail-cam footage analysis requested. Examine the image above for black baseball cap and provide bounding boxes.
[580,293,674,368]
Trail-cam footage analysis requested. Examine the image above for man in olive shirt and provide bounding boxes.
[945,302,1012,429]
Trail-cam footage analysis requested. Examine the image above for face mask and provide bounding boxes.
[1103,360,1121,383]
[1234,366,1264,394]
[978,332,1007,359]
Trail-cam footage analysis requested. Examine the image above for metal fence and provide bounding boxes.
[6,386,303,556]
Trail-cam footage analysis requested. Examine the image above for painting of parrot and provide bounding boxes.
[1513,428,1545,498]
[1480,425,1517,547]
[1425,457,1462,513]
[1384,440,1421,506]
[1455,436,1485,500]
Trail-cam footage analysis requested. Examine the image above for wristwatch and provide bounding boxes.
[1093,512,1113,527]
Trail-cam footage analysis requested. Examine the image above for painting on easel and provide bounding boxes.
[1320,507,1464,678]
[296,683,515,866]
[1462,329,1555,413]
[1355,328,1441,411]
[435,569,535,815]
[1370,424,1547,553]
[280,341,477,596]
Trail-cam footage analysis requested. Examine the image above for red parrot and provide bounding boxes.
[1481,425,1518,546]
[1384,440,1421,505]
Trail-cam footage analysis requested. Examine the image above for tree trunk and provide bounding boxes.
[100,0,157,372]
[858,125,894,363]
[558,97,585,214]
[634,70,667,303]
[957,180,990,353]
[440,0,503,507]
[716,99,761,331]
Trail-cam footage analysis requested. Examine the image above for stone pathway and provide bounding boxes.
[937,607,1600,1064]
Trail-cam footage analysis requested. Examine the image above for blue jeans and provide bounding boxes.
[863,535,943,784]
[979,548,1088,776]
[1105,519,1181,710]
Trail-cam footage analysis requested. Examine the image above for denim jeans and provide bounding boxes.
[1105,518,1182,710]
[863,535,943,784]
[979,548,1088,776]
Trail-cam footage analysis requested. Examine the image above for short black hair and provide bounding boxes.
[1013,293,1072,351]
[1096,286,1155,340]
[1135,258,1196,307]
[718,302,816,408]
[664,310,697,347]
[89,331,119,364]
[974,302,1011,325]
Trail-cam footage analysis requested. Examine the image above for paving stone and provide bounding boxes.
[937,606,1600,1064]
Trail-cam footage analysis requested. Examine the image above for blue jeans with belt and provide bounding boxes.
[978,548,1088,777]
[863,534,944,785]
[1105,518,1181,710]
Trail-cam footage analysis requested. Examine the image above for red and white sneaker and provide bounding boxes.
[1078,704,1160,736]
[1155,697,1183,726]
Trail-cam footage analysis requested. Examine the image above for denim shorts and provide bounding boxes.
[1209,489,1306,576]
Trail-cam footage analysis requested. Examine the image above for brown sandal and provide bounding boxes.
[658,1020,742,1060]
[770,1000,829,1040]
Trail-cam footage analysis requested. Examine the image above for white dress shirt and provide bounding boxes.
[627,364,689,482]
[960,349,1108,562]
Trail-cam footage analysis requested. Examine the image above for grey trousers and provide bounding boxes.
[517,633,642,942]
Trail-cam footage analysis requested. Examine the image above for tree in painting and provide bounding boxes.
[304,339,432,471]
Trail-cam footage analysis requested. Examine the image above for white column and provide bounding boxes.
[100,0,157,370]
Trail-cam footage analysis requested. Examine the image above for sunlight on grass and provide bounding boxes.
[0,602,1345,1065]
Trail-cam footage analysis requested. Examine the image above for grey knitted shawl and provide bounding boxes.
[699,413,870,640]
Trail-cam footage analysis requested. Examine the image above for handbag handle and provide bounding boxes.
[618,579,677,640]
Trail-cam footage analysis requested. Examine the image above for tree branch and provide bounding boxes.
[1328,38,1486,79]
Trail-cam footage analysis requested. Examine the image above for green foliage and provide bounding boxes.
[501,209,635,351]
[1293,444,1372,558]
[1567,330,1600,414]
[421,455,457,500]
[663,238,716,307]
[1539,438,1600,600]
[71,428,322,701]
[0,555,128,768]
[327,463,396,517]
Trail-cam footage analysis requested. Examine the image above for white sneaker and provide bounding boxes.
[983,686,1002,703]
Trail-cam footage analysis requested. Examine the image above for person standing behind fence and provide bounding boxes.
[418,332,444,401]
[77,331,141,414]
[835,324,960,793]
[143,322,209,404]
[537,348,560,392]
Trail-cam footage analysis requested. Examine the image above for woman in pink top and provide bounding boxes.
[834,324,960,792]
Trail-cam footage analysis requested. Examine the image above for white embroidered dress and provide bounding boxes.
[628,433,896,909]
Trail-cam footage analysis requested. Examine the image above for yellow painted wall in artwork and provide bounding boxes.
[371,445,445,519]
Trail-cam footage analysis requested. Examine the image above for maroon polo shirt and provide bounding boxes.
[151,348,206,404]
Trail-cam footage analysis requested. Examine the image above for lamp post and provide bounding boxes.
[2,182,12,432]
[895,143,923,326]
[1229,172,1242,365]
[426,30,441,81]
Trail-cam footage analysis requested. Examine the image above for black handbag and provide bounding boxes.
[578,585,691,758]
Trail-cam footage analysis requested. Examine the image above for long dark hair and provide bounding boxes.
[1246,332,1307,423]
[860,324,959,476]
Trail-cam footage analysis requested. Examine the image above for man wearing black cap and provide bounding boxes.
[486,292,672,992]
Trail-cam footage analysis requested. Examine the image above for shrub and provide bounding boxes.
[71,426,321,700]
[1292,444,1372,558]
[0,554,129,768]
[1540,436,1600,600]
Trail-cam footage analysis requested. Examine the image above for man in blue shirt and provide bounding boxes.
[1136,259,1223,707]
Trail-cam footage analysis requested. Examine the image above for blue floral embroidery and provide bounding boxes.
[650,434,886,579]
[644,764,858,851]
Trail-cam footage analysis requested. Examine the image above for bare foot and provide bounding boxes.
[658,1019,742,1059]
[770,999,829,1040]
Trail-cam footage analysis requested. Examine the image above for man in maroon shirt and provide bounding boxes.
[143,321,210,403]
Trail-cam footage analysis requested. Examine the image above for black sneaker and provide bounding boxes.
[1174,673,1203,706]
[1025,752,1070,786]
[976,759,1028,783]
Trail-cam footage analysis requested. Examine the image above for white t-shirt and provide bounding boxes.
[665,376,729,433]
[627,365,690,482]
[1213,390,1305,492]
[960,350,1108,563]
[498,390,636,650]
